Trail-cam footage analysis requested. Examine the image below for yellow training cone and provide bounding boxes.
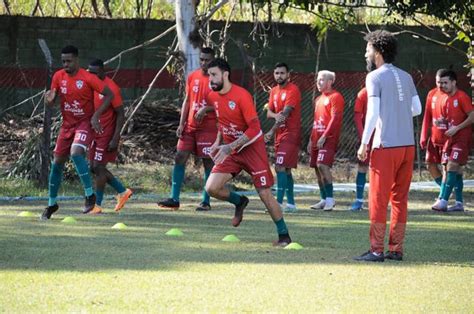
[222,234,240,242]
[284,242,303,250]
[18,211,35,217]
[62,217,77,224]
[166,228,183,236]
[111,222,128,230]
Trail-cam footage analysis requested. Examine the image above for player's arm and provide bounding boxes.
[91,85,114,134]
[445,110,474,137]
[264,105,294,143]
[107,105,124,151]
[354,112,364,141]
[420,94,433,150]
[319,96,343,148]
[194,105,215,123]
[358,75,380,161]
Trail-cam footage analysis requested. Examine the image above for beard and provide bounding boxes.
[366,59,377,72]
[276,78,287,86]
[210,81,224,91]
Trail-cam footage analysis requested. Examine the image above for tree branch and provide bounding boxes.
[391,29,466,56]
[2,0,11,14]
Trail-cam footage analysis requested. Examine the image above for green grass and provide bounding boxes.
[0,191,473,312]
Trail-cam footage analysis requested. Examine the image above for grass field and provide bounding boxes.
[0,190,473,312]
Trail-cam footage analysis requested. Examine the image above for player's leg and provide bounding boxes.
[386,146,414,261]
[70,143,96,213]
[450,167,464,211]
[285,168,297,212]
[309,147,326,209]
[90,161,107,214]
[196,157,214,211]
[317,163,334,211]
[42,153,68,220]
[195,130,217,211]
[257,187,292,246]
[158,149,191,209]
[351,162,368,211]
[426,141,443,186]
[275,164,287,207]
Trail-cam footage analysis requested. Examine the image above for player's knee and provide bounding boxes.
[175,151,189,165]
[205,181,218,196]
[275,165,285,172]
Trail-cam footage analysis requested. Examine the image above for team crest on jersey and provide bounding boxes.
[453,99,458,107]
[76,80,84,89]
[324,98,330,106]
[228,101,236,110]
[281,92,286,101]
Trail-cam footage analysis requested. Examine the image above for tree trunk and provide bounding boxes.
[175,0,200,78]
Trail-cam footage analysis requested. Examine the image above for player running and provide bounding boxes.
[264,62,302,213]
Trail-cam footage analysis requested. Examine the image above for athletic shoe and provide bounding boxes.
[273,233,292,247]
[310,200,326,210]
[195,202,211,211]
[447,202,464,212]
[114,188,133,212]
[83,194,96,214]
[89,205,103,215]
[232,195,249,227]
[353,250,384,262]
[350,200,363,211]
[384,251,403,261]
[431,199,448,212]
[41,204,59,220]
[283,204,298,213]
[157,198,180,210]
[323,198,335,211]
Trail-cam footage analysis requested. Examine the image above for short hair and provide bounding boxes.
[207,58,231,75]
[201,47,215,55]
[318,70,336,82]
[89,58,104,68]
[438,69,457,81]
[436,68,448,77]
[274,62,289,72]
[61,45,79,56]
[364,30,397,63]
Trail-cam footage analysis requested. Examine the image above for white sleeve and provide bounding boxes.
[361,96,380,145]
[411,95,422,117]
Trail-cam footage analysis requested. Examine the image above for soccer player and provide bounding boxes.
[87,59,133,214]
[158,47,217,211]
[350,86,369,211]
[354,30,422,262]
[204,58,292,246]
[41,45,114,220]
[308,70,345,211]
[431,70,473,212]
[420,69,449,190]
[264,62,302,212]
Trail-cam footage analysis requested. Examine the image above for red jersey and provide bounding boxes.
[207,84,262,145]
[268,82,301,141]
[51,68,106,128]
[185,69,216,131]
[353,87,367,139]
[311,90,345,143]
[94,76,123,131]
[420,88,449,145]
[444,89,473,142]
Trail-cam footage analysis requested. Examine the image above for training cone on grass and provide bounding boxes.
[222,234,240,242]
[18,211,35,217]
[166,228,184,236]
[284,242,303,250]
[62,217,77,224]
[111,222,128,230]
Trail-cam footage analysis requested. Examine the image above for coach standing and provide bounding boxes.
[354,30,422,262]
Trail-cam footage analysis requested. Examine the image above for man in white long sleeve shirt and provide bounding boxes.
[354,30,422,262]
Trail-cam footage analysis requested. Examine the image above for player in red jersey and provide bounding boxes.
[158,47,217,211]
[350,87,370,211]
[420,69,450,191]
[432,70,473,212]
[264,62,301,213]
[205,58,292,246]
[41,45,114,220]
[87,59,133,214]
[308,70,345,211]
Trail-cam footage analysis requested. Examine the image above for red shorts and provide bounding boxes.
[54,120,93,157]
[89,130,117,164]
[212,138,274,189]
[275,137,300,168]
[177,127,217,158]
[425,140,443,164]
[309,142,337,167]
[442,139,471,165]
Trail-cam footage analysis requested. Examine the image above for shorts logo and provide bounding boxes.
[228,101,236,110]
[76,80,84,89]
[453,99,458,107]
[281,92,286,101]
[193,86,199,93]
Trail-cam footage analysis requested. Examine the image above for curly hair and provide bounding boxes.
[364,30,397,63]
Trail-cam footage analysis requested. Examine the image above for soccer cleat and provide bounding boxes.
[232,195,249,227]
[114,188,133,212]
[431,199,448,212]
[283,204,298,213]
[384,251,403,261]
[353,250,384,262]
[447,202,464,212]
[41,204,59,220]
[157,198,180,210]
[89,205,103,215]
[273,233,292,247]
[350,200,363,211]
[310,200,326,210]
[195,202,211,211]
[323,198,335,211]
[83,194,96,214]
